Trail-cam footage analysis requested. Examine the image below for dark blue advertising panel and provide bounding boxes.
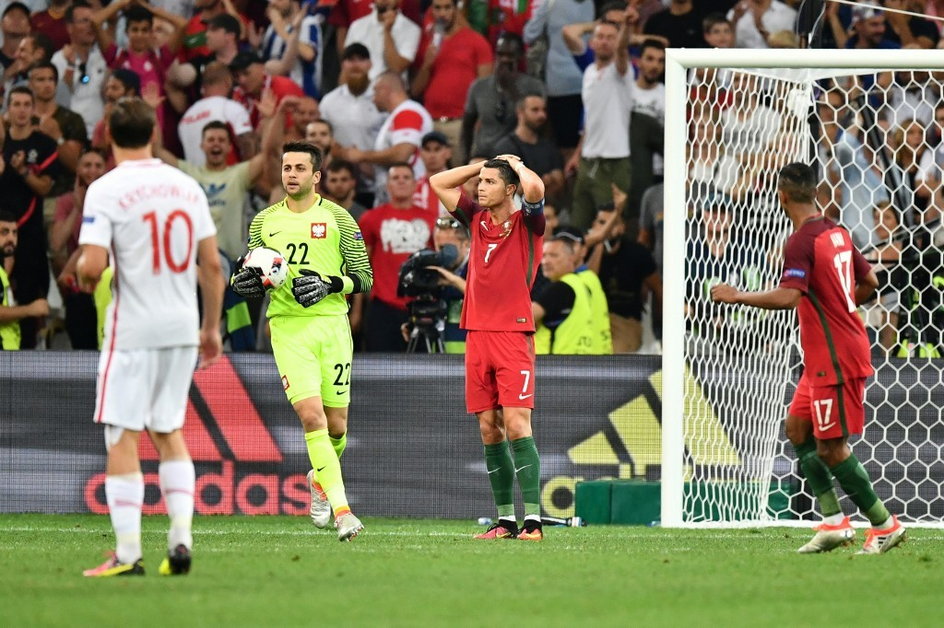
[0,353,660,518]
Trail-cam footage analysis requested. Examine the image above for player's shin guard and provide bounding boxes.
[159,460,195,550]
[105,473,144,564]
[330,432,347,460]
[794,437,841,517]
[484,441,516,519]
[510,437,541,518]
[305,429,350,513]
[830,453,891,527]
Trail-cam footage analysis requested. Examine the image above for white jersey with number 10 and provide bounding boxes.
[78,159,216,350]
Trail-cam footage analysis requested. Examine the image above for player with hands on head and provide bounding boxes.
[711,162,905,555]
[430,152,547,540]
[231,141,373,542]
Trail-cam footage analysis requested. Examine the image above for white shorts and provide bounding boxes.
[93,346,199,433]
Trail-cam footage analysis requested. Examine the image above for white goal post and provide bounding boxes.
[662,49,944,528]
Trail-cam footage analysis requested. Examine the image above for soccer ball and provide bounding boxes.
[243,246,288,290]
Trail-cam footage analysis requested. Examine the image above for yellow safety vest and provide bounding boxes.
[535,273,603,354]
[0,266,20,350]
[577,268,612,354]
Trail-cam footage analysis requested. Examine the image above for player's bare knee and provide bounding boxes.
[293,397,328,431]
[478,423,504,443]
[501,408,533,441]
[148,429,190,461]
[324,407,348,437]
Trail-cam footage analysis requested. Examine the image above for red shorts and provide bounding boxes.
[788,373,866,439]
[464,330,535,414]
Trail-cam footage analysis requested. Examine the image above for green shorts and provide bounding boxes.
[269,314,354,407]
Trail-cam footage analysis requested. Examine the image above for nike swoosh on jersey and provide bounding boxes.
[518,393,533,400]
[316,466,326,472]
[269,231,282,237]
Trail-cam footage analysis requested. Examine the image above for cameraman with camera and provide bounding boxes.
[398,216,471,352]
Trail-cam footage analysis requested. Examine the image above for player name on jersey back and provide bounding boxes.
[79,159,216,350]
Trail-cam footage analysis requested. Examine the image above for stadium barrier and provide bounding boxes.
[2,353,936,521]
[1,353,659,518]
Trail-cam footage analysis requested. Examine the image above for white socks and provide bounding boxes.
[105,473,144,564]
[159,460,195,551]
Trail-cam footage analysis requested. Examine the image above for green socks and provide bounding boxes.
[484,441,516,519]
[305,429,349,512]
[510,437,541,518]
[793,437,841,517]
[330,433,347,460]
[830,453,890,526]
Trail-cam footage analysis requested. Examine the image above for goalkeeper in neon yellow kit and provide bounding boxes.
[231,141,372,541]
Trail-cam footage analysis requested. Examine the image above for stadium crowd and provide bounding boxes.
[0,0,941,356]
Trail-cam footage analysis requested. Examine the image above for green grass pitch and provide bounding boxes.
[1,514,941,627]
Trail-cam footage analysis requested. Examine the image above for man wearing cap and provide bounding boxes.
[320,42,385,205]
[343,0,420,81]
[410,0,491,155]
[52,1,108,138]
[182,0,247,62]
[413,130,452,217]
[230,50,304,128]
[169,12,242,92]
[827,1,900,49]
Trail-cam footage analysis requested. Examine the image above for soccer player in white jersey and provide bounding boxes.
[77,98,224,577]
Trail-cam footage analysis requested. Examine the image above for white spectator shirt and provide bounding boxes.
[51,46,108,138]
[320,83,386,151]
[631,81,666,174]
[178,95,254,167]
[730,0,797,49]
[79,159,216,350]
[916,143,943,185]
[372,99,432,202]
[344,9,421,81]
[630,81,665,124]
[581,61,633,159]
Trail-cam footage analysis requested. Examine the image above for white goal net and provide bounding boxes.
[662,49,944,527]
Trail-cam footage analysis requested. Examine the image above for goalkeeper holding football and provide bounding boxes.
[231,141,372,541]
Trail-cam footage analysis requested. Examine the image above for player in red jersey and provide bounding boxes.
[712,162,905,555]
[430,154,546,540]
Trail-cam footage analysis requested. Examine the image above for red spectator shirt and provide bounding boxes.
[233,75,305,128]
[779,216,874,385]
[452,193,544,332]
[414,26,492,119]
[31,11,69,51]
[358,203,435,310]
[486,0,534,45]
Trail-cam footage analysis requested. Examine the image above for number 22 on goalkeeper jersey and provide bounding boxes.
[246,195,371,318]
